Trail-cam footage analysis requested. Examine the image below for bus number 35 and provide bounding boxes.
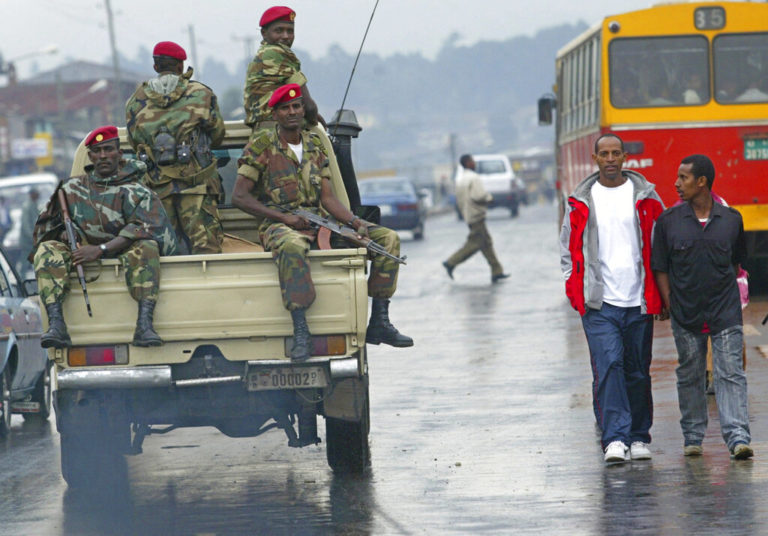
[694,7,725,30]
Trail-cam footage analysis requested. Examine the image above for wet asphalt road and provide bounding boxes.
[3,202,768,535]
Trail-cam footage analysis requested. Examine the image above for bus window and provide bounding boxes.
[609,36,709,108]
[714,33,768,104]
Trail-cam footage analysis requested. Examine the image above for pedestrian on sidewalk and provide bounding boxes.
[652,154,753,460]
[560,133,665,464]
[442,154,509,284]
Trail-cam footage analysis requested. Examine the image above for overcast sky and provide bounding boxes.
[2,0,654,78]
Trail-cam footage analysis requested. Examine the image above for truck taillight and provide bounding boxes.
[284,335,346,357]
[68,345,129,366]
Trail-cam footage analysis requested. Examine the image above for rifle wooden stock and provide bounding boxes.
[57,189,93,317]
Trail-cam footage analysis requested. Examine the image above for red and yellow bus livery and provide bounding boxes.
[540,1,768,257]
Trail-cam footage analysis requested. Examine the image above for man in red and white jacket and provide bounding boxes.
[560,133,664,464]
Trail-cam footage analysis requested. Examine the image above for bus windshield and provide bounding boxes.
[609,36,709,108]
[714,33,768,104]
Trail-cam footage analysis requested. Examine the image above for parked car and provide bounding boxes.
[0,246,51,436]
[454,154,523,217]
[358,176,427,239]
[0,173,60,272]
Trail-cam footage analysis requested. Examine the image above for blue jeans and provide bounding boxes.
[671,318,750,450]
[581,303,654,448]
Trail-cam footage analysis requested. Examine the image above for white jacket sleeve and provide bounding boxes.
[559,205,573,281]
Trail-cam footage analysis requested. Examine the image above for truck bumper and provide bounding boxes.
[56,357,361,390]
[57,365,172,390]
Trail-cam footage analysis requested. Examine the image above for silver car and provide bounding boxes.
[0,246,51,436]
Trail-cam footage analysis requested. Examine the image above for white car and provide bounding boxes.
[454,154,523,218]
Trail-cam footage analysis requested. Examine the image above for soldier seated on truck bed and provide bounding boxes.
[232,84,414,361]
[33,125,178,349]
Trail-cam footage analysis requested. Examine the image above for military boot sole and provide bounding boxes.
[41,336,71,349]
[132,337,163,347]
[366,332,414,347]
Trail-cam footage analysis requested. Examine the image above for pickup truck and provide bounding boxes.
[52,116,373,487]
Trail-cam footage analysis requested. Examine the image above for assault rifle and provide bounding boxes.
[292,208,407,265]
[57,190,92,317]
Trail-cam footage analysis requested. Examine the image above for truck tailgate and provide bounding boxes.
[53,248,368,363]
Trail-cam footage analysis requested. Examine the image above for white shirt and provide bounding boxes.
[591,180,642,307]
[288,141,303,163]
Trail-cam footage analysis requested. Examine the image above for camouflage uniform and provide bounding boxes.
[237,127,400,311]
[32,159,177,307]
[126,68,225,254]
[243,41,307,128]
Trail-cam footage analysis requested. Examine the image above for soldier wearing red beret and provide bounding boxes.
[33,125,177,349]
[243,5,324,131]
[232,84,413,361]
[126,41,226,255]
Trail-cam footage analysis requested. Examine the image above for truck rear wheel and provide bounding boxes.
[326,387,370,474]
[58,396,129,488]
[60,428,128,488]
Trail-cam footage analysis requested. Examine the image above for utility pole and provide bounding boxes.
[104,0,122,123]
[187,25,200,78]
[232,35,258,67]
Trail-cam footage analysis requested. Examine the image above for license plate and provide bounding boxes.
[247,366,327,391]
[11,401,40,413]
[379,204,393,216]
[745,138,768,160]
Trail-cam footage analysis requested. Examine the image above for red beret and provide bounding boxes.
[260,6,296,27]
[85,126,118,147]
[152,41,187,61]
[268,84,302,108]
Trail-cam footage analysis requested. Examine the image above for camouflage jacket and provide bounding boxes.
[243,41,308,126]
[32,158,178,256]
[125,68,225,195]
[237,127,330,233]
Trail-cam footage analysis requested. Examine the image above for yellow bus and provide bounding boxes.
[539,1,768,257]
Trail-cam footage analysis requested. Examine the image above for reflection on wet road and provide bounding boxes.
[2,204,768,534]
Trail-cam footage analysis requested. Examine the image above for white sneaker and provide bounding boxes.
[630,441,652,460]
[604,441,629,463]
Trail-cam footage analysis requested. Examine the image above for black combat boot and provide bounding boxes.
[290,308,311,362]
[41,302,71,349]
[132,299,163,347]
[366,298,414,347]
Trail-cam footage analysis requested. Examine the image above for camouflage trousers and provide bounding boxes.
[444,220,504,276]
[161,191,223,255]
[262,222,400,311]
[34,239,161,306]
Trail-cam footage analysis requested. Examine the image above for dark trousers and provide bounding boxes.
[581,302,654,448]
[444,220,503,276]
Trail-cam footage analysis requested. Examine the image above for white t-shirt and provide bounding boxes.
[591,180,642,307]
[288,142,303,163]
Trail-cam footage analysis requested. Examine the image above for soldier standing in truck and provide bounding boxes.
[243,5,324,132]
[232,84,413,361]
[33,126,177,349]
[125,41,225,255]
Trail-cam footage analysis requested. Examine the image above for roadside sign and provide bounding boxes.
[34,132,53,168]
[11,138,49,159]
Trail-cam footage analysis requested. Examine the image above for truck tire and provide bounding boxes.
[326,388,370,474]
[23,362,52,422]
[60,428,128,488]
[59,400,129,488]
[0,369,11,437]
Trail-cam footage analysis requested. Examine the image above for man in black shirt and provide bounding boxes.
[652,154,753,460]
